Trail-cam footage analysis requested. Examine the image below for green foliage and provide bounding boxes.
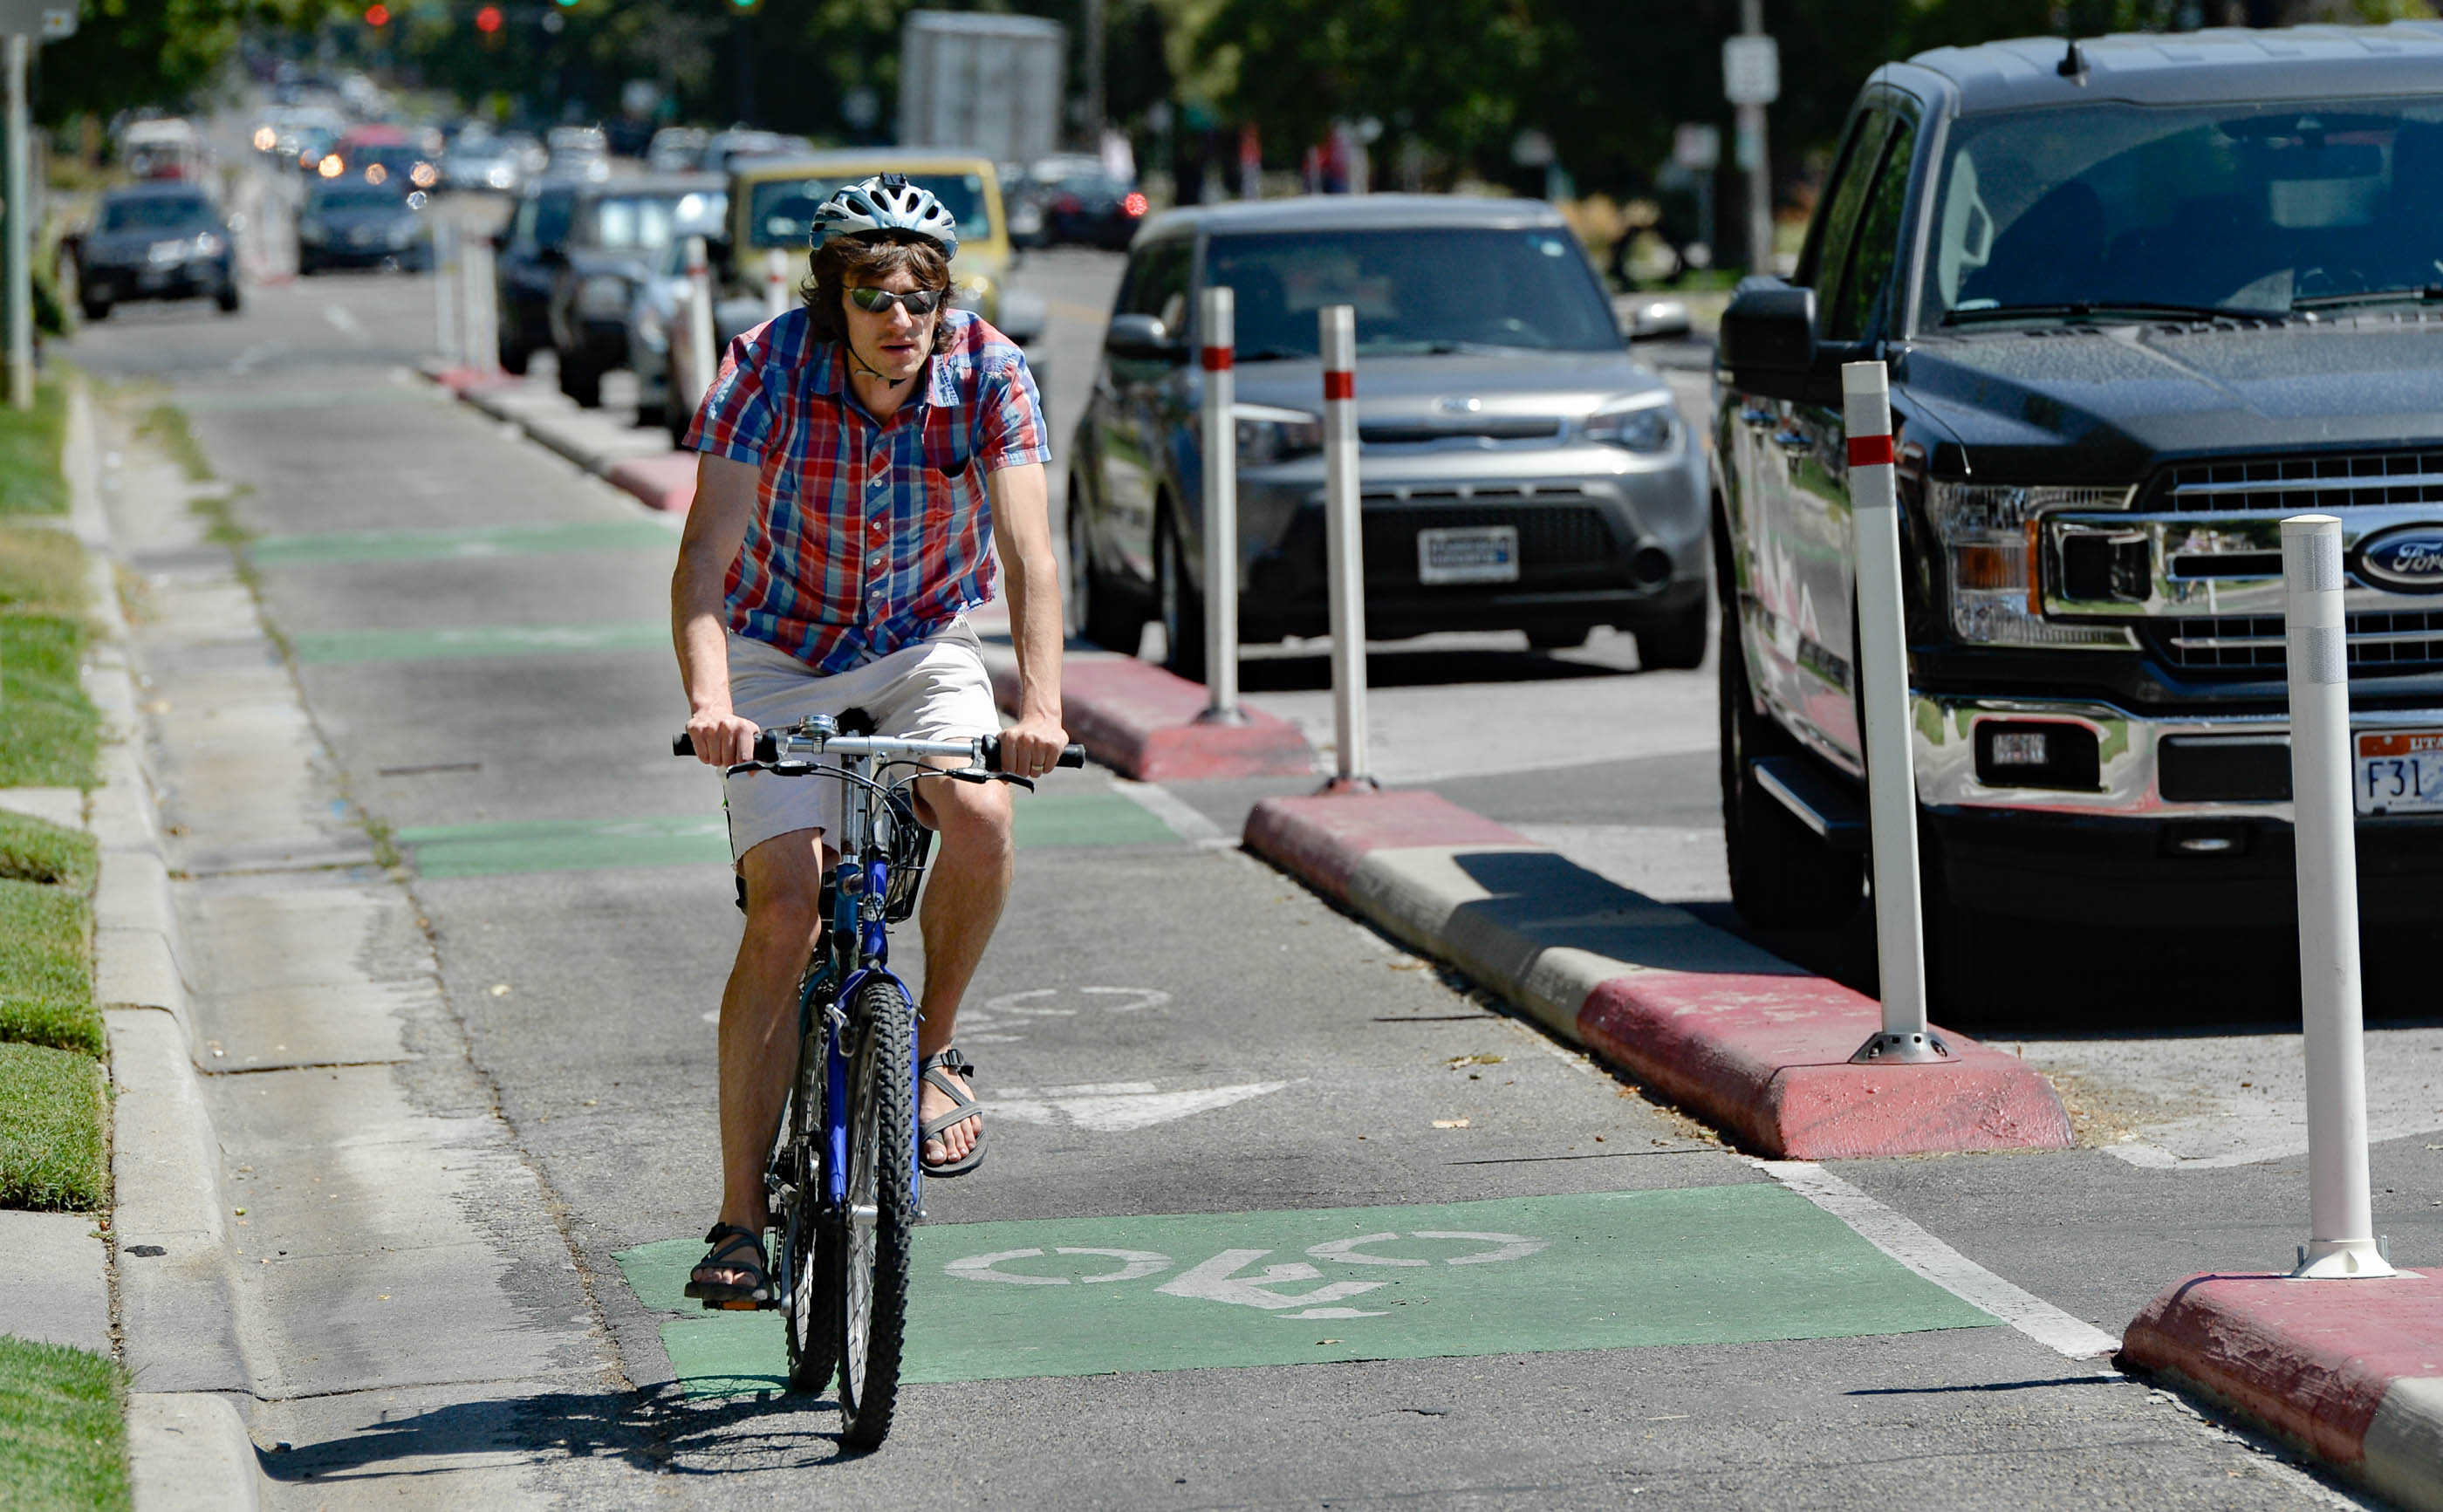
[0,813,97,892]
[0,879,98,1057]
[0,1335,129,1512]
[0,523,86,619]
[0,1043,107,1210]
[37,0,352,127]
[0,617,99,790]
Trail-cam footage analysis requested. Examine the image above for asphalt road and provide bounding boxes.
[59,205,2417,1509]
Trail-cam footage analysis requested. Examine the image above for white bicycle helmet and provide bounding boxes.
[811,174,960,259]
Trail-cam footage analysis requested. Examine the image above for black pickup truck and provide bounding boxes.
[1713,24,2443,999]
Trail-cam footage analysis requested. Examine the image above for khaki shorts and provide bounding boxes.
[721,623,998,864]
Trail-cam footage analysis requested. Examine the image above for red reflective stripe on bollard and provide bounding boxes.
[1201,346,1233,372]
[1847,434,1895,469]
[1324,370,1354,401]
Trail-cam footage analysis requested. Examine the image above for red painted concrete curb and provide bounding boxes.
[1577,971,2071,1160]
[991,659,1314,783]
[2125,1270,2443,1465]
[1244,790,1536,904]
[606,454,698,515]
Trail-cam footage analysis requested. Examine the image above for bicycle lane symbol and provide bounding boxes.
[957,986,1173,1044]
[944,1232,1550,1319]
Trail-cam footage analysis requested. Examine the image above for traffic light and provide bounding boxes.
[364,2,388,24]
[474,3,501,29]
[730,0,762,12]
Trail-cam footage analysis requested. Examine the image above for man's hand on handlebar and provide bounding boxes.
[996,714,1070,779]
[685,705,764,768]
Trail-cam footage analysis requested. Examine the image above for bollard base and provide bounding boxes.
[1850,1030,1953,1065]
[2293,1238,2398,1281]
[1320,774,1380,796]
[1194,704,1251,728]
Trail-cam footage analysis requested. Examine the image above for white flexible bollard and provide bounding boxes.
[1842,359,1948,1064]
[461,234,496,377]
[1196,284,1242,724]
[2284,513,2392,1280]
[684,235,716,414]
[763,247,791,321]
[433,216,459,366]
[1321,304,1369,787]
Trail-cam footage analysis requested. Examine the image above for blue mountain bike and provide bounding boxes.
[674,713,1082,1447]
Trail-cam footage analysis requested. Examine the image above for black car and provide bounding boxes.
[297,180,428,275]
[494,179,579,375]
[537,174,724,407]
[75,184,238,319]
[1711,24,2443,995]
[1040,171,1146,250]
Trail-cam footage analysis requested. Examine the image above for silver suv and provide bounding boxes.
[1066,195,1709,678]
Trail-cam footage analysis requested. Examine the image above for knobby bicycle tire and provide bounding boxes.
[781,1011,838,1394]
[833,975,915,1450]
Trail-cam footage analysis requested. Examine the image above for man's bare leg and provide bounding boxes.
[699,828,827,1289]
[911,774,1014,1166]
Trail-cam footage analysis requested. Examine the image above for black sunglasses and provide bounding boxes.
[847,286,948,316]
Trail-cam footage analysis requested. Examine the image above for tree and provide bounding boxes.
[37,0,350,127]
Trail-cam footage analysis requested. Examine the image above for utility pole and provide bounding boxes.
[1724,0,1779,276]
[3,31,28,410]
[1081,0,1105,148]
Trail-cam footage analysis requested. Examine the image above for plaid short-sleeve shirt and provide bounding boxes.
[682,306,1050,674]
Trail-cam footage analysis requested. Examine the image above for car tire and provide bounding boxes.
[1525,624,1592,652]
[215,282,242,315]
[298,257,319,277]
[558,356,601,408]
[665,402,690,448]
[79,294,109,322]
[1066,484,1142,653]
[1154,505,1207,685]
[498,339,530,377]
[1717,512,1864,929]
[1636,596,1709,671]
[634,400,666,430]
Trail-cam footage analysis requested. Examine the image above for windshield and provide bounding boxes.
[100,196,209,232]
[1204,228,1618,358]
[1921,96,2443,324]
[309,186,406,214]
[747,173,991,250]
[580,193,699,250]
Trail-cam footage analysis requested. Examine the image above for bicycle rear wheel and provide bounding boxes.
[781,1015,838,1394]
[833,975,915,1450]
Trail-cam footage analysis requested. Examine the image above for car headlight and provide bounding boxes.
[147,239,188,265]
[1925,482,2136,648]
[388,222,417,248]
[194,232,224,257]
[298,218,327,244]
[1234,404,1322,468]
[576,274,630,318]
[1582,395,1677,452]
[634,309,667,348]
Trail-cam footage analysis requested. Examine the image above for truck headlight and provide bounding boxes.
[1925,481,2135,648]
[576,274,630,318]
[1582,395,1676,452]
[951,274,991,312]
[1234,404,1322,468]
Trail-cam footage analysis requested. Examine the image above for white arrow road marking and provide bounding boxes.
[945,1247,1173,1285]
[322,302,367,344]
[1156,1249,1388,1317]
[1307,1233,1429,1267]
[1415,1231,1550,1265]
[982,1080,1292,1133]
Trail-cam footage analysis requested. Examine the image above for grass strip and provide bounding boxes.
[0,1334,131,1512]
[0,812,95,891]
[0,1043,106,1210]
[0,879,95,1056]
[0,382,66,517]
[0,616,98,790]
[0,521,86,617]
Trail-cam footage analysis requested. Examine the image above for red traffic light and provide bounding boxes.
[475,3,502,29]
[364,2,388,23]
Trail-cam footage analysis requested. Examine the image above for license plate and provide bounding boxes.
[1417,525,1520,585]
[137,268,169,289]
[2356,730,2443,813]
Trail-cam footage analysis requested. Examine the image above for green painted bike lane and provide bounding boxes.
[613,1187,1997,1396]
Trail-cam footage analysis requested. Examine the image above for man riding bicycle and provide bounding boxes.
[669,175,1067,1306]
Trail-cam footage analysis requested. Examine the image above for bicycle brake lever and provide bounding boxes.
[945,769,996,786]
[992,772,1037,792]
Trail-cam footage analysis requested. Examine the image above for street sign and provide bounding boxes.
[0,0,72,38]
[1673,121,1721,171]
[1723,33,1780,106]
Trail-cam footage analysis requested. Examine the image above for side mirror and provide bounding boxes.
[1717,277,1816,400]
[1618,295,1693,342]
[1104,311,1183,362]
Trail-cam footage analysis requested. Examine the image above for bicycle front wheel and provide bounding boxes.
[781,1016,838,1395]
[833,975,915,1450]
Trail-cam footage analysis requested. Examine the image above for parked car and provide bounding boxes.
[544,125,612,181]
[1711,24,2443,996]
[119,118,207,181]
[1037,167,1146,250]
[75,182,239,318]
[647,127,709,175]
[494,181,577,374]
[298,178,429,275]
[1067,195,1707,680]
[626,203,728,439]
[443,128,524,194]
[542,175,725,407]
[722,150,1044,353]
[698,127,811,178]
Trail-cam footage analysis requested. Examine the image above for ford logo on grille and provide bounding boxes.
[2357,525,2443,594]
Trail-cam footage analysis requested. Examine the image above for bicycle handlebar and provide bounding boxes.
[672,728,1086,772]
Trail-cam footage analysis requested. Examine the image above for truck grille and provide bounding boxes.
[2152,608,2443,672]
[2152,448,2443,513]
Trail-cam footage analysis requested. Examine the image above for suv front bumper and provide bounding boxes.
[1914,692,2443,924]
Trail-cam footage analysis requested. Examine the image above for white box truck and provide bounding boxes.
[897,10,1065,163]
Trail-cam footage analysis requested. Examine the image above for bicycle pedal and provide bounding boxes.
[701,1298,764,1312]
